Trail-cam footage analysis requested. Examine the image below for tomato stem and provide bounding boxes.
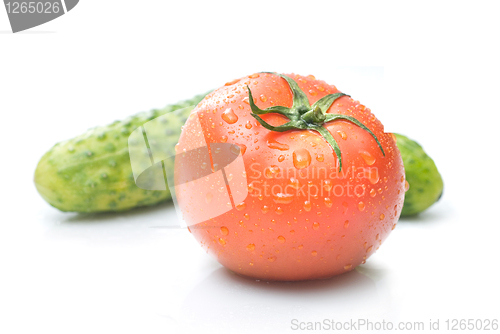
[248,73,385,172]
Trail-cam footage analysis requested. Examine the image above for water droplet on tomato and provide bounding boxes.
[289,177,300,189]
[205,193,213,204]
[344,264,352,270]
[261,205,270,214]
[337,130,347,140]
[245,121,253,129]
[359,150,376,165]
[312,222,320,230]
[293,148,311,169]
[225,78,239,86]
[311,251,318,256]
[379,213,385,220]
[218,238,226,246]
[230,144,240,155]
[230,143,246,155]
[404,180,410,192]
[344,220,349,229]
[370,189,376,197]
[265,165,280,178]
[366,245,373,253]
[278,155,285,162]
[324,197,332,207]
[278,235,286,243]
[368,169,380,184]
[358,202,365,211]
[220,226,229,235]
[323,180,332,191]
[316,154,324,162]
[273,193,294,204]
[260,95,267,102]
[244,213,250,220]
[246,244,255,251]
[220,135,228,143]
[275,207,284,215]
[303,201,312,211]
[236,202,246,211]
[240,144,247,155]
[267,139,289,151]
[315,85,325,92]
[268,256,276,262]
[222,108,238,124]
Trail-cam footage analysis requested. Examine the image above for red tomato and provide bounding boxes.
[176,72,405,281]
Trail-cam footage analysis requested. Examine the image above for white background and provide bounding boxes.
[1,1,499,333]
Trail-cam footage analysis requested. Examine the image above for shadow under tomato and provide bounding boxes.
[178,265,391,332]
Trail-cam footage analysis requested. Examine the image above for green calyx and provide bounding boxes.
[248,72,385,172]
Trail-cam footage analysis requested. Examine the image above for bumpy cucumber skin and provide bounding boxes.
[35,93,208,213]
[394,133,443,216]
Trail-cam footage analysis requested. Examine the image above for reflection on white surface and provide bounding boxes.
[1,184,499,333]
[8,194,496,333]
[179,264,392,333]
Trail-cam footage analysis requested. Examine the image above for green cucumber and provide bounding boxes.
[394,133,444,216]
[34,93,208,213]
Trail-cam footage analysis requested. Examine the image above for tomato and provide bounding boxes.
[175,72,405,281]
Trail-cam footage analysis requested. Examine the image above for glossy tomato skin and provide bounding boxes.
[177,73,405,281]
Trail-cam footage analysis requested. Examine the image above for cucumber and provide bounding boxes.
[34,93,209,213]
[394,133,444,216]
